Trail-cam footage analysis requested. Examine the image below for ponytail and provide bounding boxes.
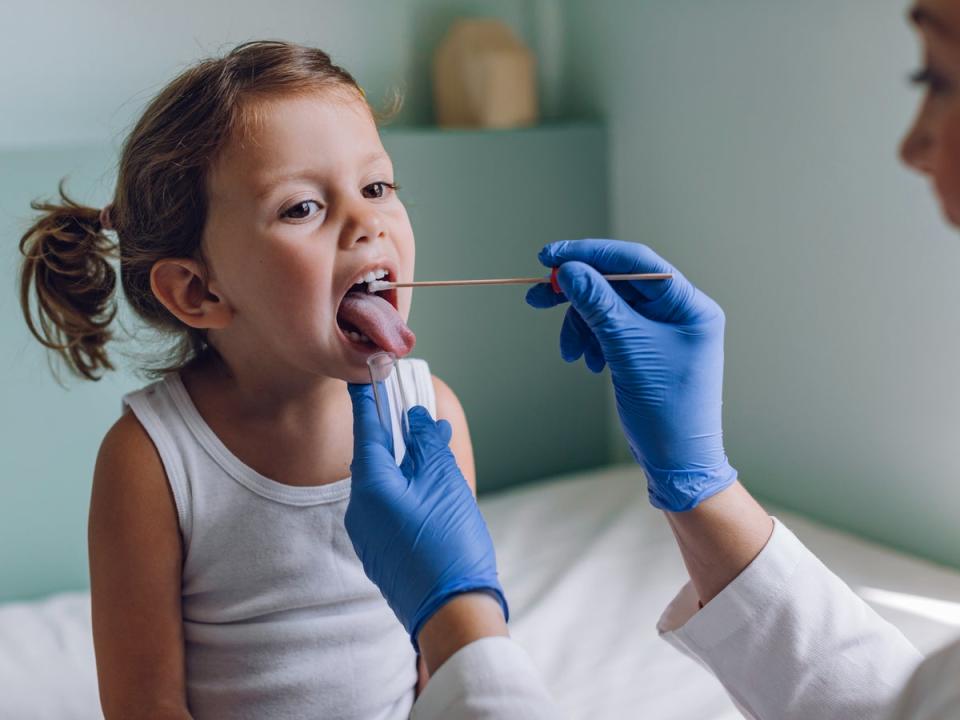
[19,183,118,381]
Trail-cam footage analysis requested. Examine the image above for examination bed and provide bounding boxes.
[2,464,960,719]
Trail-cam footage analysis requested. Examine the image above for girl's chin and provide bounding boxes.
[339,366,373,384]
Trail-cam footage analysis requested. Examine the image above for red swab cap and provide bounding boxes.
[550,266,562,294]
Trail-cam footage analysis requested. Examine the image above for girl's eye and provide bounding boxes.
[282,199,323,221]
[910,67,953,96]
[362,181,398,199]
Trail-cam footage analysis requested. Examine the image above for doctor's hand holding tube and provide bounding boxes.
[346,383,559,719]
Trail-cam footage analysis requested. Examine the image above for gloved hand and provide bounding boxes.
[526,239,737,511]
[346,383,508,649]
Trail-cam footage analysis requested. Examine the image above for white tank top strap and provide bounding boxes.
[121,379,194,542]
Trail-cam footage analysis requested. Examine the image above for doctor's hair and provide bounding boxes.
[19,40,390,381]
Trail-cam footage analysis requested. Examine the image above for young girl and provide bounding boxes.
[18,41,476,719]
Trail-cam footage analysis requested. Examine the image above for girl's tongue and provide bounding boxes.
[337,291,415,356]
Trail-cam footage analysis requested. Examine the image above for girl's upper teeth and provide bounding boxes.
[358,268,389,285]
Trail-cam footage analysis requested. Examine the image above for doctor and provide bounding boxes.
[346,1,960,717]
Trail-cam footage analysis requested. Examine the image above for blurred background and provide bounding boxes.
[3,0,960,607]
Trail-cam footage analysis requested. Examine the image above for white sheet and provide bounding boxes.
[483,464,960,720]
[3,464,960,720]
[0,591,100,719]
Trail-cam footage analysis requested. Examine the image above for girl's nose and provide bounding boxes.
[338,199,385,248]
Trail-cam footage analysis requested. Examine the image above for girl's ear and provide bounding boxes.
[150,258,233,330]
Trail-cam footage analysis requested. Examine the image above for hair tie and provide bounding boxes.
[99,204,115,231]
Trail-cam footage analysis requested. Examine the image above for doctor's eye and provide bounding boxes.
[281,199,323,221]
[362,181,399,199]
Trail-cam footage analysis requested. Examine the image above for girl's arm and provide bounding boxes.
[88,412,192,719]
[432,375,476,495]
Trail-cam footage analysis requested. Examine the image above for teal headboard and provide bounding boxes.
[0,123,610,601]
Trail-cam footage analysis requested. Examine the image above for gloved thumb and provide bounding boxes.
[556,261,637,338]
[348,382,392,453]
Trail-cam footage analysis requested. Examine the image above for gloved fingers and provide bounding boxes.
[400,405,456,480]
[545,239,723,326]
[525,281,568,309]
[435,418,454,446]
[559,306,590,362]
[348,383,392,451]
[583,334,607,373]
[538,239,674,277]
[528,239,677,308]
[555,261,636,331]
[351,438,399,480]
[541,239,706,310]
[406,406,454,458]
[539,239,674,297]
[399,446,415,479]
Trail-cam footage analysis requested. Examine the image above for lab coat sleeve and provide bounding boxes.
[884,638,960,720]
[657,518,924,720]
[411,636,560,720]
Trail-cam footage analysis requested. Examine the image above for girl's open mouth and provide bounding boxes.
[335,266,415,356]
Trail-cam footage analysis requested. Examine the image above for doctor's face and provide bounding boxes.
[901,0,960,226]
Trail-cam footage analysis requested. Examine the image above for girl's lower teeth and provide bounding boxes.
[346,330,371,344]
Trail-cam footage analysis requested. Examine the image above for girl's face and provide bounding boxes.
[902,0,960,225]
[203,91,415,383]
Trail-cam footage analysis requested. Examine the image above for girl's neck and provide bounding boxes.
[178,349,356,487]
[183,349,347,426]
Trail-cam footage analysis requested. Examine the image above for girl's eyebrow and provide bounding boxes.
[254,170,318,199]
[363,150,391,166]
[254,153,392,199]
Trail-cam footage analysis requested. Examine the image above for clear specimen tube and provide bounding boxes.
[366,350,412,454]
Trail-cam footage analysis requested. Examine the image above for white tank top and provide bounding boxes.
[121,359,434,719]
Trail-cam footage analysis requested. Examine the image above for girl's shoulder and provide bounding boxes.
[92,409,175,522]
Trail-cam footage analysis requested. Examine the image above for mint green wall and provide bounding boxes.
[561,1,960,570]
[0,124,609,602]
[0,0,563,149]
[0,0,603,603]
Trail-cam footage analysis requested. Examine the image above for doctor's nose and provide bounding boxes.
[338,198,386,249]
[900,115,935,176]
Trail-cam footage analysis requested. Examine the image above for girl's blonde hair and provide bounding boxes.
[19,41,365,380]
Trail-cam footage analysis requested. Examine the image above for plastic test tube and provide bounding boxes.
[366,351,413,452]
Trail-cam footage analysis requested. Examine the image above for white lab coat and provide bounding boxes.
[411,519,960,719]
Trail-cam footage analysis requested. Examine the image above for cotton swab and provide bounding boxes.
[367,268,673,294]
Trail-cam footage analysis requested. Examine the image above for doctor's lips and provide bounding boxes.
[335,264,416,356]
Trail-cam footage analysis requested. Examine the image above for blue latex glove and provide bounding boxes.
[526,239,737,511]
[346,383,508,649]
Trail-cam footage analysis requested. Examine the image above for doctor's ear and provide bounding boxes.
[150,258,233,330]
